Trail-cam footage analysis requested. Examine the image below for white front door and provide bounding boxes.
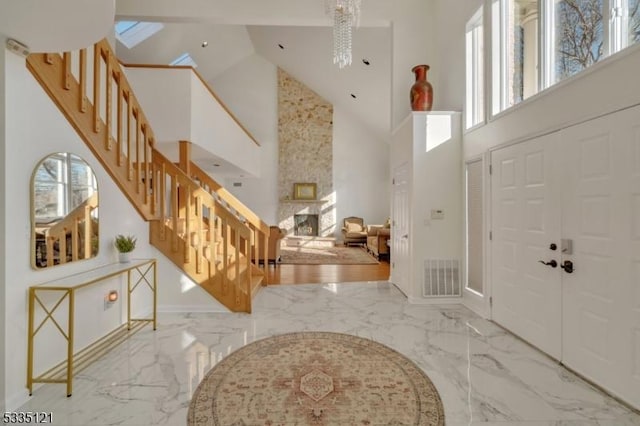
[490,105,640,409]
[560,106,640,408]
[391,163,411,296]
[491,134,562,359]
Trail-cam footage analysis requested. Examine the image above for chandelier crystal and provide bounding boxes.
[324,0,361,68]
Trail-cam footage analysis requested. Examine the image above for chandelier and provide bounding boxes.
[324,0,361,68]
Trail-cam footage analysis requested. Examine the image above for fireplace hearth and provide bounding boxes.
[294,214,319,236]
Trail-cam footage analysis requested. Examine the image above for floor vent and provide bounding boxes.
[423,259,461,297]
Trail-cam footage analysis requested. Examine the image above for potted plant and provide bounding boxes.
[114,234,137,263]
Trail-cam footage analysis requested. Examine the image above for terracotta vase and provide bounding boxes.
[410,64,433,111]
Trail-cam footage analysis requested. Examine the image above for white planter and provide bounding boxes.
[118,252,132,263]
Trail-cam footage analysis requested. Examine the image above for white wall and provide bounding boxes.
[123,67,192,143]
[410,113,462,302]
[124,66,262,177]
[433,0,484,111]
[0,51,226,411]
[211,54,279,224]
[0,44,7,412]
[333,104,390,237]
[389,113,462,301]
[190,73,261,176]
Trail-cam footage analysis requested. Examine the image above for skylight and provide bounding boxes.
[115,21,163,49]
[170,53,198,68]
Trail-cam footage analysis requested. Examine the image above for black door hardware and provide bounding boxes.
[538,260,558,268]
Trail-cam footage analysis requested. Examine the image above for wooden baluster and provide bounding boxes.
[222,220,228,295]
[195,196,202,274]
[235,226,241,306]
[143,127,150,205]
[159,162,166,241]
[46,237,54,267]
[59,232,67,265]
[149,162,157,216]
[116,73,123,166]
[184,184,191,263]
[79,49,87,113]
[135,114,141,193]
[63,52,71,90]
[264,232,270,285]
[84,207,92,259]
[104,50,112,150]
[171,176,178,253]
[71,221,79,262]
[93,44,101,133]
[126,92,133,180]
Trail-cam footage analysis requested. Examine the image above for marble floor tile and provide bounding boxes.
[18,282,640,425]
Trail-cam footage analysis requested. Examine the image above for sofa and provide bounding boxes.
[252,226,286,265]
[341,216,367,246]
[366,224,391,259]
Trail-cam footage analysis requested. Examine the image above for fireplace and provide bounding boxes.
[294,214,319,236]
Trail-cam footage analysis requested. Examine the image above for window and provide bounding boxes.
[491,0,639,115]
[611,0,640,51]
[466,160,484,295]
[170,53,198,68]
[115,21,164,49]
[550,0,604,83]
[466,7,485,129]
[493,0,540,113]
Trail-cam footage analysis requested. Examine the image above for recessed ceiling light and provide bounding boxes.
[278,44,285,49]
[201,41,208,48]
[362,59,370,65]
[350,94,357,99]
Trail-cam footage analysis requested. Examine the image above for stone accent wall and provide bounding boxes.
[277,69,335,236]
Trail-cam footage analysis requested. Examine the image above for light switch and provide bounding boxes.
[431,209,445,220]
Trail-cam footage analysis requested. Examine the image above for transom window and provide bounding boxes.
[481,0,640,117]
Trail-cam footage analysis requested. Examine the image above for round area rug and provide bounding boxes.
[187,332,445,426]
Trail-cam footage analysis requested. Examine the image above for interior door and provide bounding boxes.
[491,134,562,359]
[560,106,640,408]
[391,163,411,296]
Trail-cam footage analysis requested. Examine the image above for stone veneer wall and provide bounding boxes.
[277,68,335,237]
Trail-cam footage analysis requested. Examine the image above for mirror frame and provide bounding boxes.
[30,152,99,269]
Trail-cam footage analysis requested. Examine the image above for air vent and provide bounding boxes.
[423,259,461,297]
[233,182,242,187]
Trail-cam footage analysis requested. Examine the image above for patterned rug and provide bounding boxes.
[188,332,445,426]
[279,245,379,265]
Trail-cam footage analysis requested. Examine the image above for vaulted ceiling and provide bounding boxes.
[115,22,392,138]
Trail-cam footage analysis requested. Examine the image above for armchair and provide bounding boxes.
[341,216,367,246]
[252,226,286,266]
[366,224,391,259]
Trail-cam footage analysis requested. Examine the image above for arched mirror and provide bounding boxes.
[31,153,99,269]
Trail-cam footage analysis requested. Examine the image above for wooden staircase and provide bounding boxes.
[26,39,268,313]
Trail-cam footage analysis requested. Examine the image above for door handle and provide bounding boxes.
[560,260,574,273]
[538,260,557,268]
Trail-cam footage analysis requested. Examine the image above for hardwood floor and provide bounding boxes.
[263,259,390,285]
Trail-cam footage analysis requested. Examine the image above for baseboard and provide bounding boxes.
[157,305,231,313]
[407,296,464,305]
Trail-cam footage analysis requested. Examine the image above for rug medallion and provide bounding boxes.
[187,332,445,425]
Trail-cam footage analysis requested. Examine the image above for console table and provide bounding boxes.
[27,259,157,397]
